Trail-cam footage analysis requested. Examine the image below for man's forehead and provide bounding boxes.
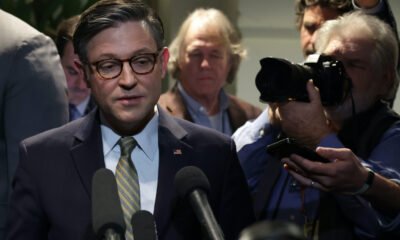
[303,4,341,23]
[86,21,157,59]
[324,37,373,56]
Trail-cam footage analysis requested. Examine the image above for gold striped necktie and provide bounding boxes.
[116,137,140,240]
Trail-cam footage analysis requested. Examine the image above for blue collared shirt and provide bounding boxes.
[178,83,232,135]
[101,106,160,213]
[75,95,90,116]
[234,109,400,238]
[232,108,269,151]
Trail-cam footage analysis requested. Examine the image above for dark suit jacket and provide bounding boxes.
[158,85,262,133]
[6,107,255,240]
[0,9,68,239]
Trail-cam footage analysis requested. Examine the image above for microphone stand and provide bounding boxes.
[190,190,224,240]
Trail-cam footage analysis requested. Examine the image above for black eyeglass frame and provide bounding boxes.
[87,50,162,80]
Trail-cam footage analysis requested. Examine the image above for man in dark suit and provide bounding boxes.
[56,15,97,121]
[0,9,69,240]
[6,0,255,240]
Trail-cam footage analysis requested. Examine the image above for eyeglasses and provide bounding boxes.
[89,50,161,80]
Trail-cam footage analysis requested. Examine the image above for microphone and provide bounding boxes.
[174,166,225,240]
[131,210,158,240]
[92,168,125,240]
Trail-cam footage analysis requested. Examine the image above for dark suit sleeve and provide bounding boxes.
[0,19,68,237]
[4,33,69,184]
[216,139,255,240]
[6,142,48,240]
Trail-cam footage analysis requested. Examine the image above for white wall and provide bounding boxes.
[236,0,400,111]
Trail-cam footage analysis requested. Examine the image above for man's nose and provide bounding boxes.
[118,62,137,87]
[200,56,211,68]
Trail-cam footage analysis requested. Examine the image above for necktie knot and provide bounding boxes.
[119,137,137,158]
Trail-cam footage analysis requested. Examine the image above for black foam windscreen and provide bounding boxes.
[92,168,126,237]
[131,210,157,240]
[174,166,210,198]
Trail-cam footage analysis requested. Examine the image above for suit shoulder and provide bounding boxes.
[229,95,262,113]
[159,88,180,107]
[175,117,232,145]
[22,119,85,147]
[228,94,262,118]
[158,88,189,119]
[159,89,175,100]
[0,10,44,47]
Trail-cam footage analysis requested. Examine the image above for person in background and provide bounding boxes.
[238,11,400,239]
[0,9,68,240]
[233,0,399,151]
[158,8,261,136]
[295,0,398,58]
[6,0,255,239]
[56,15,96,121]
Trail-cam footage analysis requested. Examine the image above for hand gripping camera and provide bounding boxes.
[255,54,352,106]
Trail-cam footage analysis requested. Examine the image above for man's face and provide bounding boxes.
[300,5,340,57]
[323,36,386,121]
[61,41,90,106]
[178,26,231,101]
[84,21,168,135]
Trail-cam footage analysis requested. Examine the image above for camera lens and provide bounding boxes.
[255,54,351,106]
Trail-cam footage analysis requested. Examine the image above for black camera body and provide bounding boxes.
[255,54,352,106]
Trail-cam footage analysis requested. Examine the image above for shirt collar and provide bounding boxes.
[101,106,159,161]
[177,82,230,115]
[75,95,91,114]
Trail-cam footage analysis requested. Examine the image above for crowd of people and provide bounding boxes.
[1,0,400,239]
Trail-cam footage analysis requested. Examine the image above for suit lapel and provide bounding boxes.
[159,84,193,122]
[70,110,105,198]
[153,108,194,235]
[227,95,247,132]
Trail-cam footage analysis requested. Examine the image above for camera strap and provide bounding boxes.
[338,100,400,159]
[356,102,400,159]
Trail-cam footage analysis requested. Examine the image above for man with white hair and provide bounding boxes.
[237,11,400,239]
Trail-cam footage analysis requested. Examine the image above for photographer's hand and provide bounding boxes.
[277,80,334,148]
[282,147,400,214]
[282,147,367,193]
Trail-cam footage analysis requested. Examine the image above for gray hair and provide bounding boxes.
[168,8,246,84]
[315,11,399,101]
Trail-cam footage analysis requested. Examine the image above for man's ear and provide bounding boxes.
[160,47,170,79]
[73,59,91,88]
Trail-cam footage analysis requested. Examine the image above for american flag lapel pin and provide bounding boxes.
[173,149,182,155]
